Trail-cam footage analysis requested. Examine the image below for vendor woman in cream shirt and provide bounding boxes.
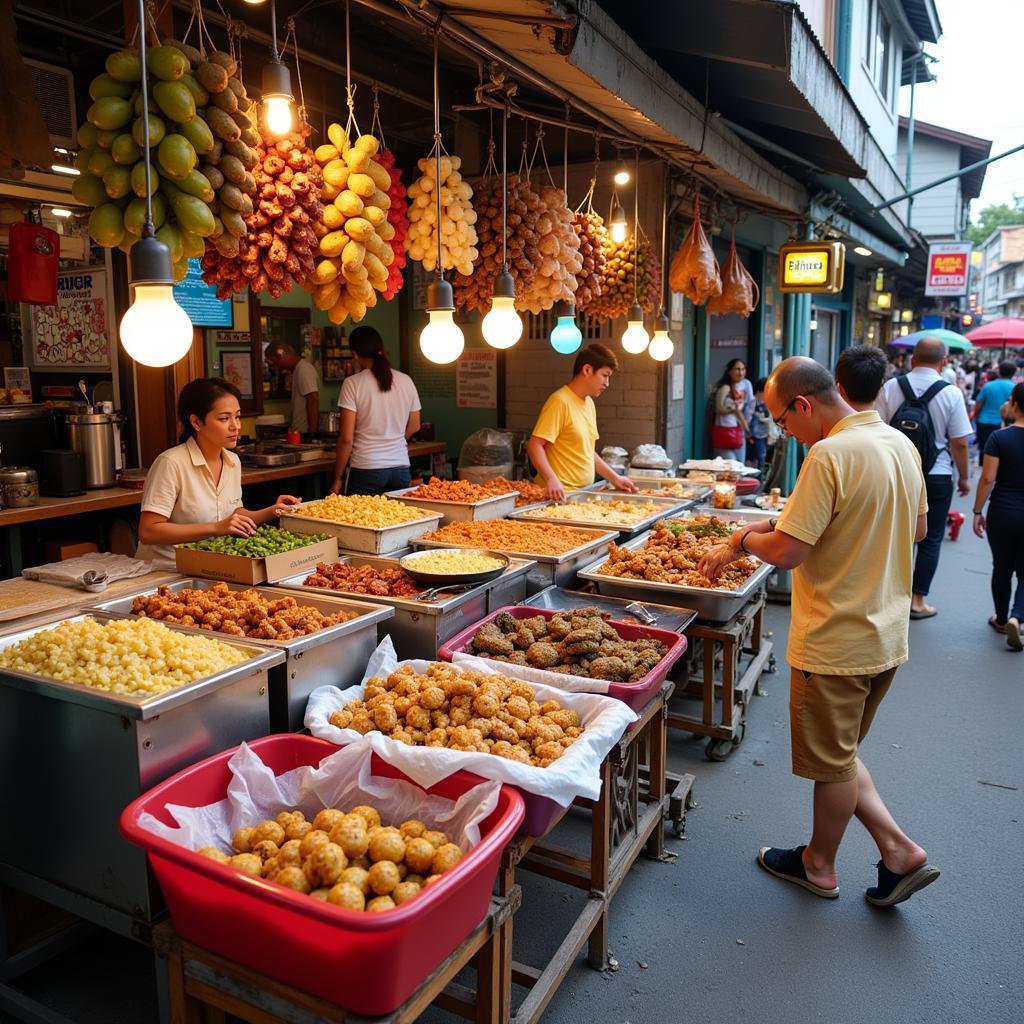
[135,378,300,568]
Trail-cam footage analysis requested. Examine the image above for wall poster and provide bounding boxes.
[456,350,497,408]
[26,267,112,371]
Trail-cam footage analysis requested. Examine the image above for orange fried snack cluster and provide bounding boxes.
[422,519,604,556]
[597,523,757,590]
[405,477,495,502]
[304,561,421,598]
[329,662,581,767]
[196,805,463,913]
[131,582,354,640]
[475,477,549,507]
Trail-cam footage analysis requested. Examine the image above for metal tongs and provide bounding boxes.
[412,582,478,603]
[624,601,657,625]
[80,569,109,593]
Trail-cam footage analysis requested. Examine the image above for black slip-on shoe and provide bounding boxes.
[757,845,839,898]
[865,861,940,907]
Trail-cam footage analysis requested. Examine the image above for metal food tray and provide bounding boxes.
[412,526,617,594]
[523,586,698,634]
[509,489,687,537]
[0,611,282,927]
[278,503,443,555]
[577,531,775,622]
[88,579,394,732]
[385,487,516,524]
[594,478,713,504]
[682,505,780,524]
[273,554,534,659]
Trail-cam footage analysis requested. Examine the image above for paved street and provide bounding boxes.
[4,493,1021,1024]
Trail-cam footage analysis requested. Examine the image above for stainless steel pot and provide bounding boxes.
[0,466,38,507]
[66,412,119,489]
[318,411,341,435]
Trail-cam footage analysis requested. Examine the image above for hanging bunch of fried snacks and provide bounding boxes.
[571,202,608,311]
[516,185,583,314]
[305,125,396,323]
[453,173,541,313]
[201,125,323,298]
[405,153,478,276]
[377,148,409,301]
[580,234,660,319]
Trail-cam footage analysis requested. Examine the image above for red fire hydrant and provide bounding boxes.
[947,511,964,541]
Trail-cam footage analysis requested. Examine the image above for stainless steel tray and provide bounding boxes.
[682,505,779,524]
[87,579,394,731]
[594,478,713,504]
[577,531,774,622]
[509,490,687,537]
[385,487,516,524]
[278,503,443,555]
[0,611,283,720]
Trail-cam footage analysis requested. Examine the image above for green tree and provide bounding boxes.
[968,194,1024,244]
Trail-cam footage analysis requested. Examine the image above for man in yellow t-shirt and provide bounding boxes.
[527,344,637,500]
[700,357,940,909]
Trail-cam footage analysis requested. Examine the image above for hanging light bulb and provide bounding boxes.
[261,0,294,138]
[119,0,192,368]
[550,299,583,354]
[613,157,630,186]
[648,312,673,361]
[421,279,465,364]
[482,271,522,349]
[609,208,628,244]
[621,302,650,354]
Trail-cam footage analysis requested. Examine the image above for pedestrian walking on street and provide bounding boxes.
[699,357,939,907]
[711,359,753,461]
[877,337,972,620]
[972,381,1024,652]
[835,344,888,411]
[972,361,1017,465]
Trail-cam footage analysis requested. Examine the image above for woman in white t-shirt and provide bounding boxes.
[135,379,299,568]
[330,327,422,495]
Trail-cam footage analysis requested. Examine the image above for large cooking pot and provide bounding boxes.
[66,412,119,489]
[318,411,341,435]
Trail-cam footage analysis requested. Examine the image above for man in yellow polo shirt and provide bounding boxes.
[527,344,637,501]
[700,357,939,909]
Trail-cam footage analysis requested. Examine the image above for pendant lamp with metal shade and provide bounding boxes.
[620,149,649,355]
[481,104,523,350]
[261,0,294,138]
[119,0,192,368]
[419,26,464,365]
[549,120,582,354]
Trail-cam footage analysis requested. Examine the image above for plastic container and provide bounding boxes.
[120,735,524,1016]
[437,606,687,712]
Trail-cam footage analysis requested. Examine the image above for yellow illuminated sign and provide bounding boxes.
[778,242,846,294]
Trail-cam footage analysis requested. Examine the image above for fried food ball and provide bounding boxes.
[312,808,345,834]
[197,847,230,864]
[350,855,372,871]
[274,865,312,894]
[278,839,303,867]
[366,895,396,913]
[399,819,426,840]
[285,818,313,841]
[340,865,371,895]
[368,828,406,864]
[349,805,382,830]
[251,839,280,863]
[308,842,348,887]
[422,830,448,849]
[327,881,366,912]
[432,843,463,874]
[251,820,286,847]
[299,830,331,859]
[405,873,425,888]
[505,695,531,721]
[403,837,436,874]
[392,880,421,905]
[405,704,431,731]
[424,873,443,887]
[418,685,446,710]
[329,817,369,859]
[276,811,298,828]
[367,859,401,896]
[309,887,331,901]
[472,690,501,718]
[230,853,263,875]
[232,827,255,853]
[373,704,399,732]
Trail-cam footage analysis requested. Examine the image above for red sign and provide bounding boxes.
[925,242,971,297]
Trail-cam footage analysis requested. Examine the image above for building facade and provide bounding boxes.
[980,226,1024,320]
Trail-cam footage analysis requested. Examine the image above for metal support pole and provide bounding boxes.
[905,55,917,228]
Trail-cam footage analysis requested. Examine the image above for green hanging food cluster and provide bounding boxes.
[73,39,260,281]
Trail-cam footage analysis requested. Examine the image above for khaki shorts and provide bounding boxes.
[789,667,898,783]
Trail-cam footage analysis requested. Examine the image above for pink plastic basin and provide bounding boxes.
[120,734,524,1017]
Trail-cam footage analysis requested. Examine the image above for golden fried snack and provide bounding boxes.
[392,880,421,905]
[230,853,263,875]
[421,520,605,556]
[366,895,396,912]
[350,805,382,830]
[252,820,286,847]
[368,860,401,896]
[198,847,230,864]
[303,561,421,598]
[327,882,366,911]
[432,843,463,874]
[274,866,312,894]
[232,827,255,854]
[405,477,495,502]
[520,497,662,526]
[474,477,548,507]
[293,494,428,527]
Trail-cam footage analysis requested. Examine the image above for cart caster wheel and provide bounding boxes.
[732,722,747,748]
[706,738,733,762]
[673,815,687,838]
[766,655,777,674]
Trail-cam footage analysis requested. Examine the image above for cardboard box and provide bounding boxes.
[174,536,339,585]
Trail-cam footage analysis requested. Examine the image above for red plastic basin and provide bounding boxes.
[120,735,524,1017]
[437,606,687,712]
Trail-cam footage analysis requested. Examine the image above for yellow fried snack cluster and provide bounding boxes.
[131,582,354,640]
[0,616,248,695]
[422,519,604,556]
[292,494,429,527]
[476,477,549,507]
[197,805,463,913]
[404,551,504,574]
[405,477,495,503]
[329,663,582,767]
[521,498,662,526]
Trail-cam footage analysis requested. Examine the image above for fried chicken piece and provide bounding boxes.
[588,656,629,681]
[512,622,536,650]
[508,651,528,665]
[563,626,601,657]
[493,612,518,633]
[526,642,561,669]
[522,615,549,638]
[472,622,515,657]
[547,615,571,640]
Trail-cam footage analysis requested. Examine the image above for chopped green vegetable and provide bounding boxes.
[179,526,329,558]
[663,518,731,539]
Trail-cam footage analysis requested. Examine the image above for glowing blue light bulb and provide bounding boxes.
[550,315,582,354]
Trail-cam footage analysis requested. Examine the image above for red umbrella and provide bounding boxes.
[965,317,1024,346]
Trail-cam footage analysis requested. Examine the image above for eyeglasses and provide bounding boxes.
[773,397,799,430]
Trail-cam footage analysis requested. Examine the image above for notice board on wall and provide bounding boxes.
[456,350,497,408]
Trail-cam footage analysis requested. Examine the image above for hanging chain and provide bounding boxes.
[632,147,640,306]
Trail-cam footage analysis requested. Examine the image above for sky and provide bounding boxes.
[899,0,1024,217]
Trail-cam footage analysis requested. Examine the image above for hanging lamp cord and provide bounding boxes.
[433,21,443,281]
[501,102,508,273]
[270,0,280,61]
[633,146,639,307]
[136,0,154,237]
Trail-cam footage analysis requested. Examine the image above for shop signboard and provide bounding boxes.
[26,267,112,371]
[456,350,496,408]
[777,241,845,294]
[924,242,972,297]
[173,258,233,327]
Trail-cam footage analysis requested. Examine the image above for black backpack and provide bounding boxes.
[889,376,950,472]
